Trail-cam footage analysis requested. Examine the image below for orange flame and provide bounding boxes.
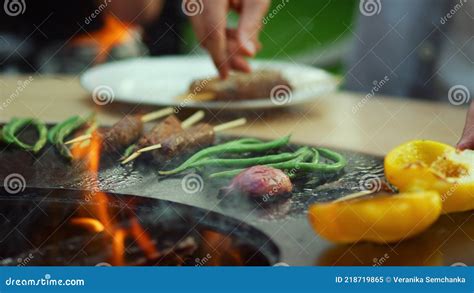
[112,228,127,266]
[201,230,243,266]
[70,217,105,233]
[130,218,159,260]
[71,15,136,64]
[70,130,159,266]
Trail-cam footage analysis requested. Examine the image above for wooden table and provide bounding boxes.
[0,75,467,156]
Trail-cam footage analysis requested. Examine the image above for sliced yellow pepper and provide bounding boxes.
[385,140,474,213]
[308,191,442,244]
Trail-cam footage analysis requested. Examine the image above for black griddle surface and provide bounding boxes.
[1,126,473,266]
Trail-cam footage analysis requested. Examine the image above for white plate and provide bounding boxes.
[80,56,338,110]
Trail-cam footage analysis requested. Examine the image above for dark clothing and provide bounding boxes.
[1,0,103,43]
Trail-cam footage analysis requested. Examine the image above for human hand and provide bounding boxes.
[188,0,270,78]
[457,102,474,150]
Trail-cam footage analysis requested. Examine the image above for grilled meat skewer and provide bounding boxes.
[121,111,206,164]
[137,115,183,149]
[122,118,246,164]
[65,108,174,146]
[131,118,246,163]
[100,115,144,153]
[155,123,215,159]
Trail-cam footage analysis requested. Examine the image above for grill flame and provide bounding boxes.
[70,130,158,266]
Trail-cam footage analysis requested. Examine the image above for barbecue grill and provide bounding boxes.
[1,127,473,266]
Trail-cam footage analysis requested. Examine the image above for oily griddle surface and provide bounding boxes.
[3,125,474,266]
[0,125,386,221]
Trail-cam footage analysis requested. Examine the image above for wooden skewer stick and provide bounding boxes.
[65,108,174,145]
[213,118,247,132]
[181,110,205,129]
[122,118,247,164]
[333,190,374,203]
[65,133,92,145]
[120,111,206,164]
[136,144,162,154]
[120,151,142,164]
[140,107,175,123]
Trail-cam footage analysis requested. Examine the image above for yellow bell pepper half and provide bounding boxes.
[385,140,474,213]
[308,191,442,244]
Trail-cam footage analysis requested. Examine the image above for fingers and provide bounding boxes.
[457,102,474,150]
[188,0,269,77]
[190,0,230,78]
[226,29,251,73]
[231,55,252,73]
[237,0,270,56]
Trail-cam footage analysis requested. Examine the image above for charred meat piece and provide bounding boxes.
[189,70,292,101]
[100,115,143,153]
[153,123,215,159]
[219,166,293,201]
[137,115,182,149]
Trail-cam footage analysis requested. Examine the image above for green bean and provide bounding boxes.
[293,148,347,172]
[209,147,346,179]
[209,147,314,179]
[311,148,320,164]
[187,147,310,169]
[261,148,345,173]
[160,135,291,175]
[2,118,27,146]
[212,137,264,147]
[54,114,95,159]
[2,118,47,153]
[233,138,264,144]
[32,121,48,153]
[122,144,137,159]
[48,116,80,143]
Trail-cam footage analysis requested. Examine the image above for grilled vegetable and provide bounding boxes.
[52,114,95,159]
[219,166,293,200]
[208,147,313,179]
[159,136,292,175]
[308,191,442,244]
[188,148,308,169]
[385,140,474,213]
[2,118,47,153]
[48,116,81,144]
[210,147,345,179]
[121,144,137,160]
[160,134,346,181]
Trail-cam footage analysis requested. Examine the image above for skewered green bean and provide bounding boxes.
[48,116,80,143]
[53,114,95,159]
[122,144,137,160]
